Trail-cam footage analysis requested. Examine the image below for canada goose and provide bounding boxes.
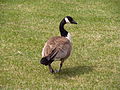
[40,16,77,73]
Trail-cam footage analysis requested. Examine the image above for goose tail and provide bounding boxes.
[40,48,58,65]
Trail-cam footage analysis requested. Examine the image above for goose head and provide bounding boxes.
[59,16,77,39]
[64,16,77,24]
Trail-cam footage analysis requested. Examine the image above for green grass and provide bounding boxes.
[0,0,120,89]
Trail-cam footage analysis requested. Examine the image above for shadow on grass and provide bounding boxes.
[54,65,93,79]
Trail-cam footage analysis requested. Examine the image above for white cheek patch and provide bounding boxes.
[65,17,70,23]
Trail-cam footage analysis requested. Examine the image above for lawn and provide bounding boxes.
[0,0,120,89]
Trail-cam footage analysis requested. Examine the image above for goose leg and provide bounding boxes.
[48,64,54,73]
[58,60,64,72]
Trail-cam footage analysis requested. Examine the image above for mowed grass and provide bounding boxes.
[0,0,120,89]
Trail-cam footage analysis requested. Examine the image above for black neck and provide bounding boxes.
[59,19,68,37]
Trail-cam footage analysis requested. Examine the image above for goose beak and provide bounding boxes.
[71,20,77,24]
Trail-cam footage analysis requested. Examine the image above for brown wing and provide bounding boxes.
[42,36,72,60]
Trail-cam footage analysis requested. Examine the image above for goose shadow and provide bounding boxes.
[54,65,94,79]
